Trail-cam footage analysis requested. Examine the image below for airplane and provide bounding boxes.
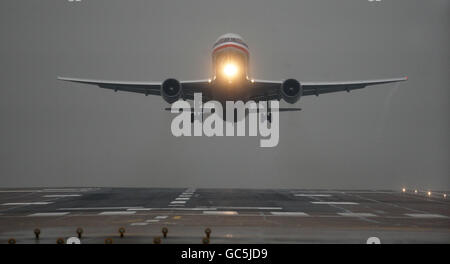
[58,33,407,123]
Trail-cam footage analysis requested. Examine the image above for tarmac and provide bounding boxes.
[0,188,448,244]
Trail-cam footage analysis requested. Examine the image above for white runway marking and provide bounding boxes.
[295,194,332,197]
[129,207,217,211]
[175,197,190,200]
[43,194,81,198]
[311,202,359,205]
[0,190,41,193]
[200,206,283,210]
[170,201,187,204]
[131,222,148,226]
[145,219,160,223]
[203,211,238,216]
[338,213,377,217]
[42,188,95,192]
[270,212,309,216]
[59,206,143,211]
[28,212,70,217]
[99,211,136,216]
[2,202,52,206]
[405,213,448,218]
[155,216,168,219]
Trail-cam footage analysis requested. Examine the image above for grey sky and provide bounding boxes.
[0,0,448,189]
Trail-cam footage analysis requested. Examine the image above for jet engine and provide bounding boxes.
[281,79,302,104]
[161,78,182,104]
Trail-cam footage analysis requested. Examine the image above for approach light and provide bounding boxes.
[223,63,238,78]
[444,194,447,198]
[427,191,431,197]
[402,188,406,193]
[414,190,418,194]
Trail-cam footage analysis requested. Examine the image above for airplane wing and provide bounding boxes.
[57,77,212,100]
[249,77,407,101]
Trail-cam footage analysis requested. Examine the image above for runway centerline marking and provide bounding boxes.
[203,211,238,216]
[98,211,136,216]
[311,202,359,205]
[170,201,187,204]
[155,215,168,219]
[176,197,190,200]
[405,213,448,218]
[270,212,309,216]
[145,219,160,223]
[28,212,70,217]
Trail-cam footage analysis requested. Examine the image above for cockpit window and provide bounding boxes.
[213,37,248,48]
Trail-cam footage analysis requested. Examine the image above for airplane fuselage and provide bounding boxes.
[210,33,252,103]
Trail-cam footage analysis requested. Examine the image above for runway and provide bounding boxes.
[0,188,449,244]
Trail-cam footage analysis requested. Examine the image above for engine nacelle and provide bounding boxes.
[161,78,182,104]
[281,79,302,104]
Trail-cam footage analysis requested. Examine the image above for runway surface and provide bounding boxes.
[0,188,449,244]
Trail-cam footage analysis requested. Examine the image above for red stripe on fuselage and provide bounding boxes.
[212,43,249,55]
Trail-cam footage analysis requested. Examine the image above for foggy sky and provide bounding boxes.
[0,0,448,189]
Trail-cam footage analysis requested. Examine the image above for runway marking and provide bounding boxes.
[0,188,97,193]
[145,219,160,223]
[405,213,448,218]
[59,206,143,211]
[199,206,283,210]
[155,215,168,219]
[129,207,217,211]
[0,190,41,193]
[270,212,309,216]
[131,222,149,226]
[173,216,181,219]
[338,213,377,217]
[170,201,187,204]
[295,194,332,197]
[311,202,359,205]
[203,211,238,216]
[2,202,53,206]
[168,188,195,208]
[42,188,96,192]
[43,194,82,198]
[99,211,136,216]
[28,212,70,217]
